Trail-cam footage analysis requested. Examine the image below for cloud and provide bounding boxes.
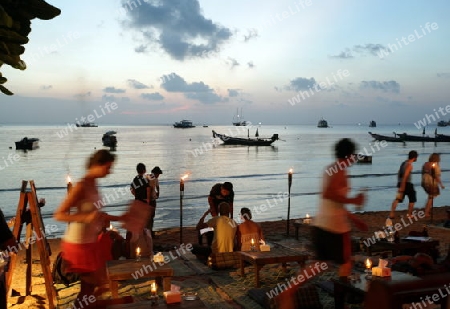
[226,57,240,69]
[247,61,255,69]
[329,48,354,59]
[135,45,147,53]
[141,92,164,100]
[287,77,318,91]
[330,44,390,59]
[103,87,126,93]
[40,85,52,90]
[360,80,400,93]
[102,94,130,102]
[243,28,258,42]
[437,73,450,78]
[186,92,225,104]
[127,79,151,89]
[121,0,232,60]
[74,92,91,99]
[274,86,282,92]
[160,73,224,104]
[227,89,240,97]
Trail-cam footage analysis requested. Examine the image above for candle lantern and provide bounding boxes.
[250,238,256,251]
[365,258,372,279]
[286,169,293,237]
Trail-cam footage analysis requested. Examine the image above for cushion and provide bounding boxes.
[207,252,240,270]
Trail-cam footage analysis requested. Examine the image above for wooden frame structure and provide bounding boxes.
[5,180,56,309]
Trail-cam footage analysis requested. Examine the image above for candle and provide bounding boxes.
[136,247,141,256]
[303,214,311,224]
[251,238,255,245]
[151,282,157,295]
[109,224,113,230]
[365,258,372,270]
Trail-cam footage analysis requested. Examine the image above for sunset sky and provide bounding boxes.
[1,0,450,125]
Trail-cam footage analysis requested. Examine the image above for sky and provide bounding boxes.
[1,0,450,126]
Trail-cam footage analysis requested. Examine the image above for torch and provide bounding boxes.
[286,169,293,237]
[180,174,188,244]
[66,175,72,193]
[431,163,436,223]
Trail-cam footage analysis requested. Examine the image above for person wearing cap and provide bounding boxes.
[208,182,234,218]
[147,166,163,238]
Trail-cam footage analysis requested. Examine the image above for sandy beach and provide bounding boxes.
[6,205,450,309]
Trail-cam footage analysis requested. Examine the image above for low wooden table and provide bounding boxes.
[332,271,421,309]
[366,239,440,261]
[106,259,174,298]
[106,299,207,309]
[239,247,309,287]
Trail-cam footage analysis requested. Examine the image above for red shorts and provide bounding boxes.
[61,241,103,273]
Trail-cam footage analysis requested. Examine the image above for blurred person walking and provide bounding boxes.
[421,153,445,217]
[390,150,418,219]
[54,150,123,307]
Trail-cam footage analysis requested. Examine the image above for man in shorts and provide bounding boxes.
[389,150,418,219]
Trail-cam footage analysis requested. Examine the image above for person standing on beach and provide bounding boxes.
[208,182,234,218]
[421,153,444,217]
[311,138,368,279]
[389,150,418,219]
[147,166,162,238]
[54,150,123,307]
[130,163,150,204]
[236,207,263,251]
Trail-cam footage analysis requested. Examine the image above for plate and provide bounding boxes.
[182,292,198,301]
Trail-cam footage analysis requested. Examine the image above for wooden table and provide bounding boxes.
[239,247,309,287]
[366,239,440,261]
[106,259,173,298]
[106,299,207,309]
[332,271,421,309]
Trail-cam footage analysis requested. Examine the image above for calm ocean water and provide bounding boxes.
[1,124,449,238]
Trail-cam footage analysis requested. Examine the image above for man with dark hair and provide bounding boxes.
[197,203,237,253]
[130,163,150,203]
[208,182,234,218]
[390,150,419,219]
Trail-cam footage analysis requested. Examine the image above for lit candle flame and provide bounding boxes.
[365,258,372,269]
[136,247,141,255]
[109,224,113,230]
[251,238,255,245]
[151,282,157,293]
[306,214,310,218]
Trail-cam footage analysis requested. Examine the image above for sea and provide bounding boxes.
[1,123,449,239]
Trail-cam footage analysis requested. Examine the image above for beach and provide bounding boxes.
[6,205,450,309]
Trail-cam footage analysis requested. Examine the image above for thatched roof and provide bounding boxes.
[0,0,60,95]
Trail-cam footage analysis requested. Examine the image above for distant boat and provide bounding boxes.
[232,108,250,126]
[369,120,377,127]
[173,120,195,128]
[76,121,98,127]
[202,125,209,128]
[317,118,329,128]
[369,132,404,142]
[102,131,117,148]
[437,120,449,127]
[15,137,39,150]
[212,130,279,146]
